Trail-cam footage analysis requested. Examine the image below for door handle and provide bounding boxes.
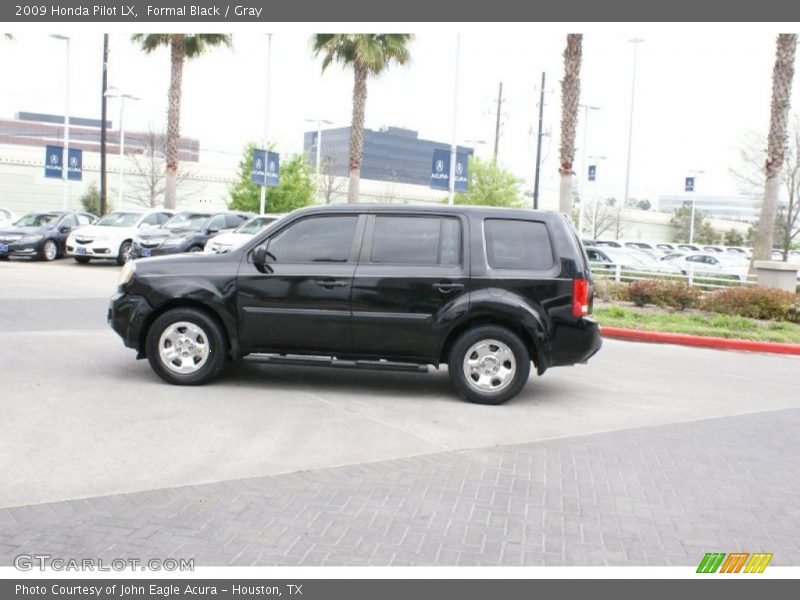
[315,279,349,288]
[434,282,464,293]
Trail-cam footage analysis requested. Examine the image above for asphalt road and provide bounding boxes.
[1,258,800,565]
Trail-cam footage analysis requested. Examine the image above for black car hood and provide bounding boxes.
[139,228,196,241]
[0,225,50,236]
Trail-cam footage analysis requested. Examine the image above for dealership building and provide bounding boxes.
[0,112,235,216]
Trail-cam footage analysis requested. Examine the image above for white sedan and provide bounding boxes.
[66,208,173,265]
[0,208,16,228]
[204,214,284,254]
[663,252,749,281]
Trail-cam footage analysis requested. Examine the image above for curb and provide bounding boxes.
[600,326,800,356]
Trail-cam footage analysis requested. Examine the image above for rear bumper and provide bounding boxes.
[108,291,154,353]
[547,316,603,367]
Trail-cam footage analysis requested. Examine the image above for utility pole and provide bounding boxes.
[623,38,644,207]
[259,33,273,215]
[448,33,461,205]
[492,81,503,161]
[533,72,546,210]
[99,34,109,215]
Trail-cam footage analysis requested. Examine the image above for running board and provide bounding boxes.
[244,354,429,373]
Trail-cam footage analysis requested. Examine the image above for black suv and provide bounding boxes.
[109,205,601,404]
[129,210,251,259]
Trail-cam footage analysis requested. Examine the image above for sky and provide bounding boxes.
[0,24,796,205]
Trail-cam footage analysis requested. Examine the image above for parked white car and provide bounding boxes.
[66,208,173,265]
[663,252,749,281]
[586,246,682,275]
[204,214,285,254]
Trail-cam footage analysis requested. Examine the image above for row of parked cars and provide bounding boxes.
[582,238,800,282]
[0,207,284,264]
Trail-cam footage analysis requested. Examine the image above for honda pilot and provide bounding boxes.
[109,205,601,404]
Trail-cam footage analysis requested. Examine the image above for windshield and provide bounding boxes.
[15,213,60,227]
[95,212,142,227]
[605,249,646,265]
[235,216,275,235]
[164,213,211,232]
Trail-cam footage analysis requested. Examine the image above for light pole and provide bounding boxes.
[305,117,333,201]
[623,38,644,209]
[687,170,705,245]
[51,34,70,210]
[260,33,273,215]
[577,104,600,236]
[448,34,461,205]
[104,88,141,210]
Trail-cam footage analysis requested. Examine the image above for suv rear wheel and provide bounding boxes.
[146,307,227,385]
[448,325,530,405]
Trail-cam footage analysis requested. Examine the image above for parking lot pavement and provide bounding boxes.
[2,259,800,565]
[1,407,799,566]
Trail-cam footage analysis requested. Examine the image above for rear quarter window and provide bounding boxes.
[484,219,554,271]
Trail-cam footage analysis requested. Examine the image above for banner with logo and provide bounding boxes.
[588,164,596,182]
[430,149,468,192]
[44,146,82,181]
[685,176,695,192]
[251,149,280,187]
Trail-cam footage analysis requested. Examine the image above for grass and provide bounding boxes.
[594,304,800,344]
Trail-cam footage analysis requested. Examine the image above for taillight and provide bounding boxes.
[572,278,590,317]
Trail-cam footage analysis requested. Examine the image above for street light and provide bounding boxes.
[623,38,644,208]
[50,34,70,210]
[577,104,601,237]
[687,169,705,245]
[305,117,334,201]
[448,34,462,205]
[260,33,273,215]
[104,88,141,210]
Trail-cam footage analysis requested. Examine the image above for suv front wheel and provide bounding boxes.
[146,307,227,385]
[448,325,531,405]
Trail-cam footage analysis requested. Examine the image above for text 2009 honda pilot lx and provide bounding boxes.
[109,205,601,404]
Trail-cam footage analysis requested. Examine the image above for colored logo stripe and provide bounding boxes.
[744,553,773,573]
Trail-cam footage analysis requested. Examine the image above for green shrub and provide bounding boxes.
[698,286,800,323]
[626,280,699,310]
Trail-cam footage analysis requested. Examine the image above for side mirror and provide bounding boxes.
[59,225,71,233]
[253,245,268,266]
[207,226,220,234]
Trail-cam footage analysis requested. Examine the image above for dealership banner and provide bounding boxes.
[2,0,799,21]
[430,149,468,193]
[251,149,279,187]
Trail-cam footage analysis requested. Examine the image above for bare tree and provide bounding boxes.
[558,34,583,214]
[732,117,800,260]
[319,155,346,204]
[584,198,622,240]
[124,129,196,208]
[752,34,797,266]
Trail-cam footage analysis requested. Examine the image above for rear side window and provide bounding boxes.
[484,219,553,270]
[370,216,461,266]
[225,214,245,229]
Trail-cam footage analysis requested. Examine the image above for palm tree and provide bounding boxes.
[558,34,583,215]
[752,34,798,266]
[131,34,231,209]
[312,34,413,203]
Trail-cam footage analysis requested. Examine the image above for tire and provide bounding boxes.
[116,240,132,266]
[145,307,228,386]
[41,239,58,261]
[74,256,91,264]
[189,246,203,253]
[447,325,531,405]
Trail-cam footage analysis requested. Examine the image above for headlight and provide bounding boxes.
[19,235,43,243]
[118,261,136,286]
[93,235,108,243]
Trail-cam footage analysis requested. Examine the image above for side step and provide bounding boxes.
[243,354,429,373]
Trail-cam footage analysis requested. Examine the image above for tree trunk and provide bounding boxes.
[164,35,185,210]
[558,33,583,214]
[752,33,797,268]
[347,61,368,204]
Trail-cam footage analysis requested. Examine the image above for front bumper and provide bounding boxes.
[129,241,186,259]
[108,291,154,355]
[67,241,116,258]
[0,239,44,257]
